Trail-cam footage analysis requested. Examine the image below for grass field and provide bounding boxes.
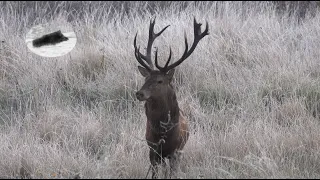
[0,1,320,178]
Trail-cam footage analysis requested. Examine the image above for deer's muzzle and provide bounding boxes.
[136,90,149,101]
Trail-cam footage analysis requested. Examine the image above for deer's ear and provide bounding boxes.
[138,66,150,77]
[166,69,175,82]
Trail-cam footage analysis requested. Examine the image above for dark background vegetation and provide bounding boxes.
[2,1,319,23]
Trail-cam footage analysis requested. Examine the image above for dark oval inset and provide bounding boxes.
[32,30,69,48]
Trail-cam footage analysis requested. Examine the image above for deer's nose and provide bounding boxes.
[136,91,144,101]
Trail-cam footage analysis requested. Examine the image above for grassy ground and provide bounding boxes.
[0,1,320,178]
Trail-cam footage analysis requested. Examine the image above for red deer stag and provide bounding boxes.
[134,17,209,178]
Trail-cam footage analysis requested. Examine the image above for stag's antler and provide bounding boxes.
[134,17,170,71]
[155,17,209,72]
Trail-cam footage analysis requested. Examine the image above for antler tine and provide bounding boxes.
[134,17,170,70]
[162,17,209,71]
[163,47,172,69]
[155,47,172,72]
[134,33,152,71]
[154,48,160,70]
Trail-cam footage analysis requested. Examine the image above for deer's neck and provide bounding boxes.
[145,89,179,134]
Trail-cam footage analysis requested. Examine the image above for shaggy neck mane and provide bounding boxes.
[145,86,179,135]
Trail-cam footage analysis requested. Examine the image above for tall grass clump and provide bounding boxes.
[0,1,320,178]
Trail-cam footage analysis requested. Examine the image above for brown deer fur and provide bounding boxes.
[137,68,189,178]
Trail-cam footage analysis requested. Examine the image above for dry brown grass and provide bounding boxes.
[0,1,320,178]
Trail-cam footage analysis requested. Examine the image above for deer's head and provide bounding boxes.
[134,18,209,101]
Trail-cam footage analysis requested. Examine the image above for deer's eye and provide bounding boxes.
[157,80,163,84]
